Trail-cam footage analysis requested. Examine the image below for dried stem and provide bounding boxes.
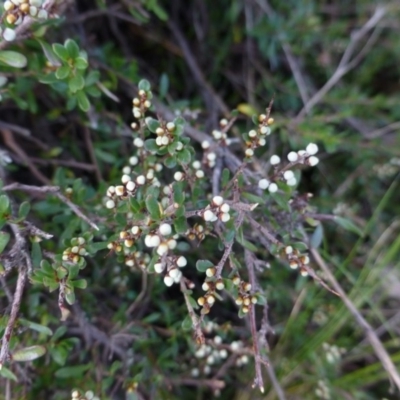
[2,183,99,231]
[0,266,27,367]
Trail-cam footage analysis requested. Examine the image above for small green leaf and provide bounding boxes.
[52,43,69,61]
[13,345,46,362]
[0,194,10,214]
[181,315,193,331]
[69,74,85,93]
[241,192,265,204]
[144,139,159,153]
[138,79,151,91]
[159,73,169,99]
[334,216,363,236]
[235,235,258,252]
[37,39,61,66]
[71,279,87,289]
[177,148,191,164]
[55,65,70,80]
[0,365,18,381]
[164,156,176,169]
[196,260,214,272]
[145,117,160,133]
[19,319,53,336]
[18,201,30,219]
[64,39,80,59]
[85,70,100,86]
[76,90,90,112]
[0,50,27,68]
[310,223,324,249]
[74,56,88,70]
[55,364,91,378]
[0,232,10,253]
[65,291,76,305]
[40,259,54,274]
[145,195,161,220]
[173,182,185,204]
[174,216,187,234]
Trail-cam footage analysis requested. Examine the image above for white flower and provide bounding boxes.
[248,130,257,138]
[157,243,169,256]
[164,276,174,287]
[286,177,297,186]
[308,156,319,166]
[258,179,270,190]
[166,122,175,131]
[212,196,224,206]
[270,155,281,165]
[201,140,210,149]
[136,175,146,185]
[115,185,125,196]
[105,199,115,209]
[169,268,180,279]
[268,182,278,193]
[176,256,187,267]
[121,174,131,184]
[133,138,144,148]
[287,151,298,162]
[161,136,169,146]
[245,148,254,157]
[207,152,216,161]
[195,170,204,179]
[145,234,160,248]
[220,203,230,213]
[283,170,294,181]
[174,171,184,181]
[203,210,217,222]
[129,156,139,165]
[212,130,222,140]
[220,213,230,222]
[192,160,201,169]
[260,126,271,135]
[154,262,164,273]
[159,223,172,236]
[3,28,16,42]
[306,143,319,155]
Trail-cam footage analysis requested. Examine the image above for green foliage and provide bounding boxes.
[0,1,399,399]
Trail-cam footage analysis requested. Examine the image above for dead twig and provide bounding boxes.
[2,183,99,231]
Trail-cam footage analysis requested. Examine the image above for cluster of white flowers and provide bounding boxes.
[71,390,99,400]
[2,0,48,41]
[322,342,346,364]
[285,245,309,276]
[153,122,176,147]
[232,277,256,314]
[287,142,319,166]
[105,163,158,209]
[62,237,88,264]
[202,195,230,223]
[258,143,320,194]
[132,90,151,119]
[154,254,187,287]
[199,139,219,169]
[315,380,330,400]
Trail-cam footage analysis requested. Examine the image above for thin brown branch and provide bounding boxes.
[2,183,99,231]
[0,266,28,366]
[295,6,386,119]
[180,279,204,345]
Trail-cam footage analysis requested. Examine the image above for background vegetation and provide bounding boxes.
[0,0,400,399]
